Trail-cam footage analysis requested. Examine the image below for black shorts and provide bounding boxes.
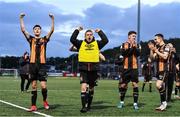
[156,71,167,81]
[80,70,98,87]
[20,74,29,80]
[144,75,152,82]
[29,63,47,81]
[120,69,139,84]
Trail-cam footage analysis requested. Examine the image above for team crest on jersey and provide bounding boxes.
[85,44,95,50]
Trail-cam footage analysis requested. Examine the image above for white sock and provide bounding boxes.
[162,101,167,105]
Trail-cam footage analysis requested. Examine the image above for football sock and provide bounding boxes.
[81,92,87,108]
[119,87,127,101]
[133,87,139,103]
[42,88,47,101]
[31,90,37,106]
[88,90,94,108]
[159,86,166,102]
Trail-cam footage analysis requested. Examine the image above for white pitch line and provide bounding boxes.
[0,99,53,117]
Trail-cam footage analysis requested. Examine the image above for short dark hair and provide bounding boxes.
[85,29,93,35]
[148,40,155,45]
[33,24,41,30]
[128,31,137,36]
[155,33,164,39]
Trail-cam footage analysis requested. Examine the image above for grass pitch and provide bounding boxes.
[0,76,179,116]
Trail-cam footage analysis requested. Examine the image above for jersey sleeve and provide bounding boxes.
[26,35,34,43]
[44,36,50,43]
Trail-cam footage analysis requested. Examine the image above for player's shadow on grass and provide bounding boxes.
[91,101,115,110]
[125,95,133,98]
[37,104,64,110]
[93,101,105,105]
[126,102,146,108]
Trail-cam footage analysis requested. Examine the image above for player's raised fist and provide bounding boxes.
[20,13,25,18]
[49,13,54,19]
[77,26,83,31]
[95,28,101,33]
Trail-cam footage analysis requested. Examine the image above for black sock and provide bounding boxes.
[21,78,25,91]
[42,88,47,101]
[88,90,94,108]
[86,86,89,104]
[81,92,87,108]
[31,91,37,106]
[159,86,166,102]
[142,83,145,92]
[119,87,127,101]
[149,83,152,92]
[133,87,139,103]
[25,80,31,90]
[167,81,173,102]
[175,86,178,95]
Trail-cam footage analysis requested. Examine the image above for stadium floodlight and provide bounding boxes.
[137,0,142,76]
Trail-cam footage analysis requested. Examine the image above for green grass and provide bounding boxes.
[0,76,179,116]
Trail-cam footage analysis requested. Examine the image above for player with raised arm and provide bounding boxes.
[20,13,54,111]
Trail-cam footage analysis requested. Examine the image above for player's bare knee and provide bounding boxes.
[81,87,86,92]
[41,85,46,89]
[156,80,164,89]
[132,82,138,88]
[32,84,37,90]
[156,83,161,89]
[121,83,127,88]
[81,83,87,92]
[32,87,37,91]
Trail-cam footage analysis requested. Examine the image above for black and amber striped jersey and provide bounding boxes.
[27,36,49,64]
[156,44,170,72]
[120,42,141,70]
